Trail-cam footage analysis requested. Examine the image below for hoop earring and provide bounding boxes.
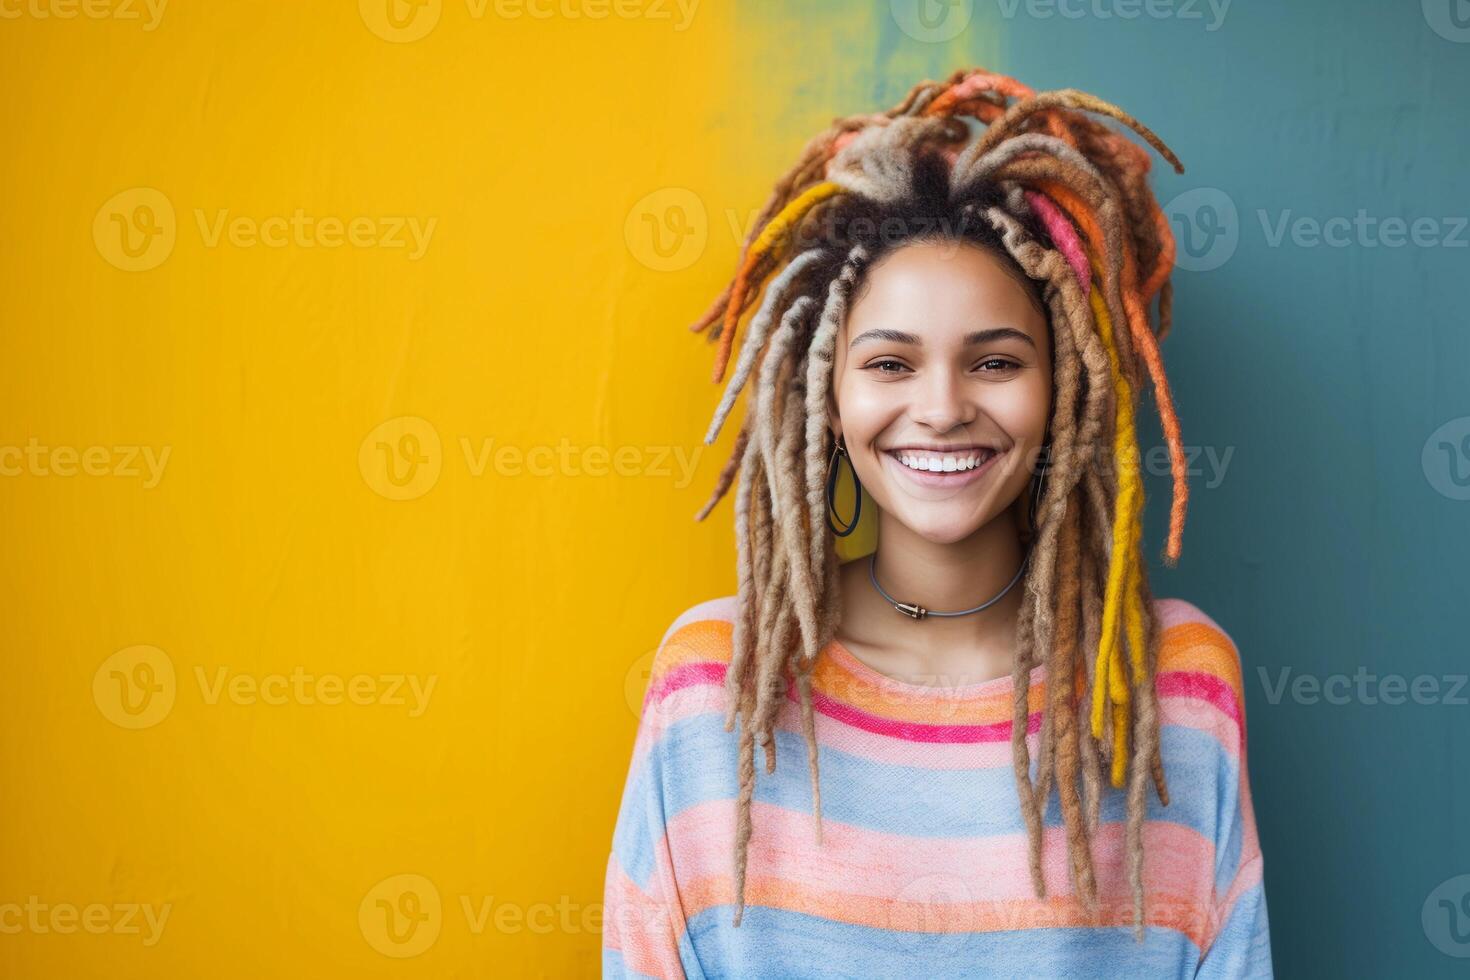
[1026,441,1052,534]
[826,435,862,537]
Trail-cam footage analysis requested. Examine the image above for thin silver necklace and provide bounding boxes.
[867,550,1031,620]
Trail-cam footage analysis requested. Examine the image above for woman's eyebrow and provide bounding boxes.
[848,328,920,350]
[965,327,1037,350]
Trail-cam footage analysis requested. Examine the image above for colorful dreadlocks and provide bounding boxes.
[688,67,1187,942]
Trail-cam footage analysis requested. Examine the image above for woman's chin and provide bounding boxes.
[884,507,990,545]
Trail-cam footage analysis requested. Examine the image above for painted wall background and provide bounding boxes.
[1,0,1466,976]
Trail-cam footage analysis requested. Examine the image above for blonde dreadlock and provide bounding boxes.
[689,67,1186,942]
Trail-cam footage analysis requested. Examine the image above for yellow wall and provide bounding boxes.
[0,1,986,975]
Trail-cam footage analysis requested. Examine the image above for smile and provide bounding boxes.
[882,447,1003,488]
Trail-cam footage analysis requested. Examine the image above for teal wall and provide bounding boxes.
[745,2,1470,974]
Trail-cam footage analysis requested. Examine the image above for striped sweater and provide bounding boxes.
[603,595,1272,978]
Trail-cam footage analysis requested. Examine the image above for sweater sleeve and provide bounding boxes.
[602,634,690,980]
[1194,628,1274,979]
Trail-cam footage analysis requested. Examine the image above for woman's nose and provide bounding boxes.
[909,370,973,431]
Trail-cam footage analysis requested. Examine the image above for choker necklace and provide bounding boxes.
[867,550,1031,620]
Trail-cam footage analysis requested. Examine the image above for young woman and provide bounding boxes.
[603,67,1272,978]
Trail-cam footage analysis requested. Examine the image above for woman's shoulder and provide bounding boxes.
[1151,596,1250,741]
[656,595,738,652]
[1152,595,1235,639]
[1152,597,1244,679]
[641,596,738,711]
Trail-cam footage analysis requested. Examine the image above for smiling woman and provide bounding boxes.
[603,66,1272,978]
[834,231,1053,545]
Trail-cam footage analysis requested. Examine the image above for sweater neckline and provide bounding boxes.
[824,636,1047,700]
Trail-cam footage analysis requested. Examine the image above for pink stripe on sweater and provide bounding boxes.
[1157,670,1242,726]
[644,660,724,713]
[639,669,1245,772]
[799,683,1043,743]
[647,659,1041,744]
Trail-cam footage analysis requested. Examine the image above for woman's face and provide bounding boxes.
[829,239,1053,545]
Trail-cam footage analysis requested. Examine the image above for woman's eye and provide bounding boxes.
[977,358,1020,373]
[867,359,910,374]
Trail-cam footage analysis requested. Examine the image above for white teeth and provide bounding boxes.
[894,451,992,473]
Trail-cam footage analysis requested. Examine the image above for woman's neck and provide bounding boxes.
[835,507,1028,688]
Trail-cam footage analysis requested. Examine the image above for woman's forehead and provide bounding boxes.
[843,241,1049,343]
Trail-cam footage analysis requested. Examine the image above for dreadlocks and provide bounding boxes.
[687,67,1186,942]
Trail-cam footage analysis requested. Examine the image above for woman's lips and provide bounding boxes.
[881,449,1004,489]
